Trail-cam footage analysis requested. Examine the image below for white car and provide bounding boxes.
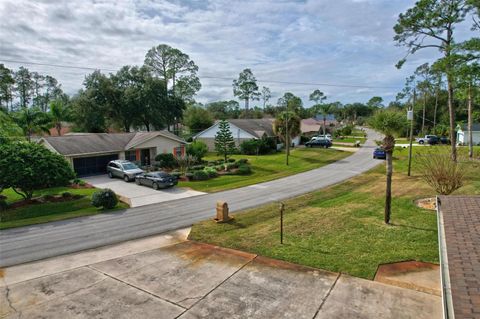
[312,134,332,141]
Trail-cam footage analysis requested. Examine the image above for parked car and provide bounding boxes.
[440,136,450,144]
[135,171,178,190]
[312,134,332,141]
[107,160,144,182]
[305,138,332,148]
[373,147,386,159]
[416,135,438,145]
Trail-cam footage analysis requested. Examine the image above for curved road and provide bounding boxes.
[0,129,382,267]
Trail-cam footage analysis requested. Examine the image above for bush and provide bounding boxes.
[73,178,81,184]
[170,171,181,179]
[62,192,72,198]
[240,138,276,155]
[0,142,75,199]
[0,196,7,211]
[186,140,208,161]
[237,158,248,164]
[204,167,218,178]
[191,165,205,170]
[91,189,118,209]
[226,162,238,170]
[227,158,236,163]
[155,153,177,168]
[192,170,209,181]
[185,172,194,180]
[300,135,310,145]
[237,164,252,175]
[417,151,464,195]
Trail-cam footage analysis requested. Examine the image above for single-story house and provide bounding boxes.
[194,119,278,150]
[456,123,480,146]
[39,131,186,176]
[301,115,338,136]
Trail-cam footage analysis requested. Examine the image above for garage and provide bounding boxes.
[73,154,119,177]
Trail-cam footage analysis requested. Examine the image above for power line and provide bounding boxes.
[1,58,401,90]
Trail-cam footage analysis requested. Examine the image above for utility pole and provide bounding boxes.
[407,89,416,177]
[285,111,290,166]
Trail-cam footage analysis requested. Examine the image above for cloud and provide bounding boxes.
[0,0,474,107]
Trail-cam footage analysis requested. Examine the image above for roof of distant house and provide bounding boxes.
[226,119,276,138]
[41,131,185,156]
[460,123,480,131]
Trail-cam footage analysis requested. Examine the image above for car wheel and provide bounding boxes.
[324,145,328,149]
[135,179,141,185]
[419,140,424,145]
[108,172,113,178]
[124,175,130,182]
[153,183,159,190]
[373,156,376,159]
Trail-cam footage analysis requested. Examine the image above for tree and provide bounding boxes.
[183,105,214,133]
[367,96,384,108]
[0,142,75,199]
[309,89,327,106]
[144,44,200,98]
[369,110,408,224]
[214,120,236,163]
[261,86,271,109]
[14,67,34,109]
[49,99,71,136]
[0,110,23,143]
[316,104,334,136]
[233,68,260,118]
[206,100,241,119]
[0,64,14,111]
[12,107,51,141]
[273,111,301,165]
[186,140,208,161]
[394,0,472,161]
[278,92,303,114]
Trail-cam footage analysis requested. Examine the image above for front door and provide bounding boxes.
[141,149,150,166]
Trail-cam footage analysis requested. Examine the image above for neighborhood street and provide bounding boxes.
[0,129,382,267]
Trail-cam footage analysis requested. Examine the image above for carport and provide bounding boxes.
[72,154,119,176]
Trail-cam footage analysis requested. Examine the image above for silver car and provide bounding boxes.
[107,160,144,182]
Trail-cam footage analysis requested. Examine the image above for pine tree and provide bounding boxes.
[214,120,236,162]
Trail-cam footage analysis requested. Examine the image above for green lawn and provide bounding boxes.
[189,146,480,279]
[1,187,129,230]
[332,137,366,144]
[179,148,350,192]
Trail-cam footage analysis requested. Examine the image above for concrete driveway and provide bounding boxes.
[0,231,441,319]
[84,175,205,207]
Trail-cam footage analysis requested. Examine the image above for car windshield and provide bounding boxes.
[122,163,138,170]
[375,148,384,151]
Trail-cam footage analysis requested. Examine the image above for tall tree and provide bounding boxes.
[49,99,71,136]
[183,105,214,133]
[232,68,260,118]
[14,67,34,109]
[144,44,200,99]
[414,63,434,135]
[369,110,409,224]
[206,100,240,119]
[316,104,334,136]
[309,89,327,107]
[277,92,303,114]
[394,0,472,161]
[261,86,271,109]
[214,120,236,163]
[12,107,51,141]
[367,96,384,109]
[0,64,14,111]
[273,111,301,165]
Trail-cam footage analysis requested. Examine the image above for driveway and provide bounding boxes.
[0,128,383,267]
[84,175,205,207]
[0,233,441,319]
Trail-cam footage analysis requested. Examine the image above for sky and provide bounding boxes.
[0,0,476,107]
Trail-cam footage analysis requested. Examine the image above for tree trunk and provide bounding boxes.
[385,150,393,224]
[433,89,438,130]
[447,74,457,162]
[468,83,473,158]
[422,93,426,135]
[323,115,326,137]
[245,98,249,118]
[56,123,62,136]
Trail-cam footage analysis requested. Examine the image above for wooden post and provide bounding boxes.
[279,202,285,244]
[408,89,416,177]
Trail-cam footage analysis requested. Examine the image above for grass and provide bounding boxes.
[189,146,480,279]
[332,137,366,144]
[179,148,350,192]
[0,187,129,229]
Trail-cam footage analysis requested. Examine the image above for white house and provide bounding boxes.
[39,131,186,176]
[194,119,278,150]
[456,124,480,146]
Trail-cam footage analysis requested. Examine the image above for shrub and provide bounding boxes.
[79,180,86,187]
[0,142,75,199]
[417,151,464,195]
[91,189,118,209]
[155,153,177,168]
[62,192,72,198]
[170,171,182,179]
[186,140,208,161]
[204,167,218,178]
[240,138,276,155]
[300,135,310,145]
[226,162,238,170]
[191,165,205,170]
[192,170,209,181]
[227,158,236,163]
[73,178,81,184]
[0,196,7,211]
[237,164,252,175]
[237,158,248,164]
[185,172,194,180]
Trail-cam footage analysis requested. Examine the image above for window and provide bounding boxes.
[108,162,118,168]
[125,150,136,162]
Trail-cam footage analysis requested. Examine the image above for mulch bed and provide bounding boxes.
[7,194,85,210]
[415,197,437,211]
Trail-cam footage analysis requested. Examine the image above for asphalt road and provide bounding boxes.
[0,129,382,267]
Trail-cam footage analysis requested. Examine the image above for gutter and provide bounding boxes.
[436,196,455,319]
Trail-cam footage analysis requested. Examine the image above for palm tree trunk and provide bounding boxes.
[323,115,326,136]
[385,150,393,224]
[422,93,426,135]
[433,89,438,130]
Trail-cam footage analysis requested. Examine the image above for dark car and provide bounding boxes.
[440,136,450,144]
[305,138,332,148]
[427,135,439,145]
[135,171,178,190]
[373,147,386,159]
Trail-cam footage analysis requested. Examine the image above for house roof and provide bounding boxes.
[41,131,185,156]
[227,119,275,138]
[461,123,480,131]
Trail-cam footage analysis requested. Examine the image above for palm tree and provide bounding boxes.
[273,111,301,165]
[316,104,334,137]
[12,107,51,141]
[369,110,408,224]
[49,99,71,136]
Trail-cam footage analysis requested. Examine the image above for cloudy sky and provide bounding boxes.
[0,0,475,107]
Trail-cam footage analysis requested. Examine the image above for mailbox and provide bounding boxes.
[215,201,232,223]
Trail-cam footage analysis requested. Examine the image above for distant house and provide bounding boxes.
[301,115,338,136]
[194,119,277,151]
[457,124,480,146]
[39,131,186,176]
